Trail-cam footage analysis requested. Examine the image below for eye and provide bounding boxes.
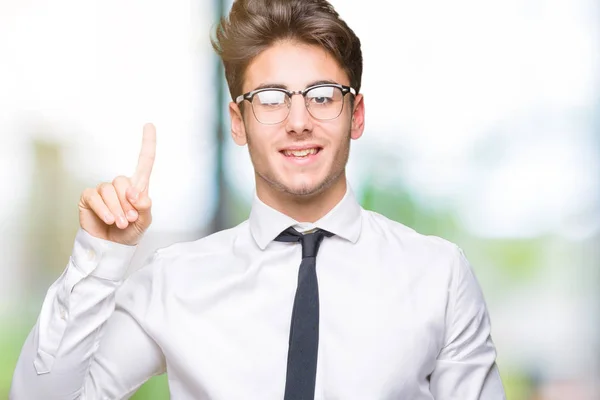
[306,86,339,106]
[312,96,331,104]
[254,90,287,107]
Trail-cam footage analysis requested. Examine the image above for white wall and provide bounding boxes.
[0,0,217,310]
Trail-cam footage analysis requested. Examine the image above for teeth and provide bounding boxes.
[283,148,319,157]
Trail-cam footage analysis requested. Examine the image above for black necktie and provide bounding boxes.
[275,227,333,400]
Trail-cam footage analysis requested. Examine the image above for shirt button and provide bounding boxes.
[59,307,67,320]
[86,249,96,261]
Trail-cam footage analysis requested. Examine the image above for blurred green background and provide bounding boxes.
[1,0,598,399]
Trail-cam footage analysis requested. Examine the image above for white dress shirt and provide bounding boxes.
[10,185,506,399]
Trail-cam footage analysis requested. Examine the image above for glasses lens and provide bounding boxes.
[252,90,290,124]
[306,86,344,120]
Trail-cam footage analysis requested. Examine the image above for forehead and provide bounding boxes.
[242,41,349,93]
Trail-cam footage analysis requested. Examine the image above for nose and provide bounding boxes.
[285,94,313,135]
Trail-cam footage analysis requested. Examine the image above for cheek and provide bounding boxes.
[320,120,352,146]
[245,122,280,156]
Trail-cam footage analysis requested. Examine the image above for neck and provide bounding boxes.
[256,173,347,223]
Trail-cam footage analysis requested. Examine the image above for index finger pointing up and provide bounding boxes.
[132,123,157,192]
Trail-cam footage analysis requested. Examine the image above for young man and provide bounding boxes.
[11,0,506,398]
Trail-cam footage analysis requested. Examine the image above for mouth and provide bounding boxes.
[279,146,323,164]
[280,147,322,157]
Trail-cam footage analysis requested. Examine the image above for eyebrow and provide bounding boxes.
[252,79,339,92]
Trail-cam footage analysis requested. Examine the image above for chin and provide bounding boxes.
[257,164,345,199]
[279,173,341,197]
[259,174,320,197]
[284,183,323,196]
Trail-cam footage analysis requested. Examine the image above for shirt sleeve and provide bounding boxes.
[429,247,506,399]
[9,228,166,400]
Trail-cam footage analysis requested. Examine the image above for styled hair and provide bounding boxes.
[211,0,363,101]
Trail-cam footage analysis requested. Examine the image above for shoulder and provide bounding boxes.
[116,220,251,310]
[123,219,251,284]
[357,209,467,285]
[361,209,460,257]
[359,210,479,308]
[155,219,250,263]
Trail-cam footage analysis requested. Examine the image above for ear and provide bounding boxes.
[229,102,247,146]
[350,94,365,140]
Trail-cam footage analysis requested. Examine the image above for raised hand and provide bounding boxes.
[78,123,156,245]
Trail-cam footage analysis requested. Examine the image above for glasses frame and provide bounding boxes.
[235,83,357,125]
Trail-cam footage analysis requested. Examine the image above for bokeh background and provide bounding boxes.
[1,0,599,399]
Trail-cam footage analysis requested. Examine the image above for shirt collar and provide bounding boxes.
[249,183,363,250]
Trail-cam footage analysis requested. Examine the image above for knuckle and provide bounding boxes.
[81,188,96,203]
[97,182,111,195]
[112,175,129,187]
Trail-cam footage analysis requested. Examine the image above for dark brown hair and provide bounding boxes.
[211,0,363,101]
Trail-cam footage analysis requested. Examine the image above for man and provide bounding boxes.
[10,0,506,398]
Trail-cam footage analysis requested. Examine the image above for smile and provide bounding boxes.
[281,147,321,157]
[279,146,323,165]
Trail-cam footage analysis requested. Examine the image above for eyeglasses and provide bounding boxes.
[235,83,357,125]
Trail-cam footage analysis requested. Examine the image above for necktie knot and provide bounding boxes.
[275,227,333,258]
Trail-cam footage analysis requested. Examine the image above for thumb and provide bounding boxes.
[127,187,152,219]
